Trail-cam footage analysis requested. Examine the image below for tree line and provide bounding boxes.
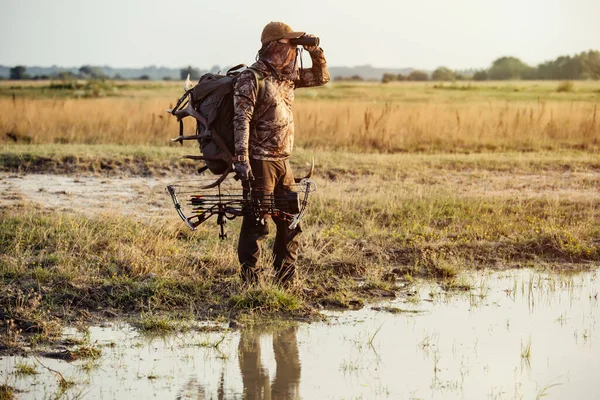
[380,50,600,82]
[4,50,599,82]
[4,65,219,81]
[6,65,152,81]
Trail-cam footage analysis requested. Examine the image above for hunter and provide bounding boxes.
[232,21,330,285]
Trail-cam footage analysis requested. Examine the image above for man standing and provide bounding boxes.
[233,21,329,285]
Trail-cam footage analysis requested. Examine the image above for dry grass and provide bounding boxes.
[296,101,599,152]
[1,81,598,152]
[1,150,598,329]
[0,80,599,349]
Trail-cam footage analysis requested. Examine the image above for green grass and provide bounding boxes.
[135,314,184,333]
[0,384,15,400]
[0,143,198,175]
[2,80,600,103]
[521,337,532,360]
[295,80,600,103]
[14,362,38,376]
[71,346,102,360]
[0,79,173,99]
[229,286,302,313]
[2,144,599,176]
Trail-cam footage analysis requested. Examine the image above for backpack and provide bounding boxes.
[190,64,265,174]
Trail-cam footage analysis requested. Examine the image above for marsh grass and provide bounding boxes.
[71,346,102,360]
[1,145,599,347]
[556,81,574,93]
[229,285,302,313]
[32,357,76,395]
[521,337,532,360]
[1,81,598,152]
[13,362,38,376]
[1,80,599,349]
[136,313,186,333]
[0,384,15,400]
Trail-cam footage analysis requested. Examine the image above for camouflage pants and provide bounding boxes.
[238,159,302,284]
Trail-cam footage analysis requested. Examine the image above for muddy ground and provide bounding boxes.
[2,166,598,218]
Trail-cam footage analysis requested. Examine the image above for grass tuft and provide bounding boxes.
[14,362,38,376]
[0,384,15,400]
[556,81,574,92]
[71,346,102,360]
[135,314,182,333]
[521,337,532,360]
[230,287,302,313]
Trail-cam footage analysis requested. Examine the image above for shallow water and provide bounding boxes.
[2,268,599,399]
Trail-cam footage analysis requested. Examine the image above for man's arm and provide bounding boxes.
[295,47,330,88]
[233,70,258,180]
[233,70,259,157]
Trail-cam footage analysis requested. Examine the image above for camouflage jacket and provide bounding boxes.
[233,48,330,161]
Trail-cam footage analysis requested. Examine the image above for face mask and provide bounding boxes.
[259,41,298,78]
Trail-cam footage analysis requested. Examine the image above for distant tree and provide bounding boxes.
[10,66,27,80]
[55,71,77,80]
[180,66,201,80]
[584,50,600,79]
[113,73,124,80]
[408,70,428,81]
[335,75,365,82]
[473,70,488,81]
[79,65,108,79]
[79,65,93,77]
[381,73,396,83]
[455,74,465,81]
[396,73,407,81]
[138,75,150,80]
[536,51,600,80]
[432,66,455,81]
[488,57,530,80]
[520,66,539,80]
[163,76,173,81]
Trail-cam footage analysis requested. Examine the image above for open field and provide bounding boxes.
[1,80,599,152]
[0,81,599,354]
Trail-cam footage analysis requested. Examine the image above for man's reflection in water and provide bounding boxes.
[239,326,301,400]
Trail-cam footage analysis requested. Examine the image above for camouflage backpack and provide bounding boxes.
[190,65,265,174]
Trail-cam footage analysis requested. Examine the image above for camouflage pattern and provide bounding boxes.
[233,47,330,161]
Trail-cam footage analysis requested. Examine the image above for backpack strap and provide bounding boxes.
[227,64,246,75]
[246,67,266,105]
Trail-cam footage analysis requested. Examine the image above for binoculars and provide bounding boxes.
[290,36,320,47]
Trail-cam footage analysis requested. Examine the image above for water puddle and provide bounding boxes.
[1,268,598,399]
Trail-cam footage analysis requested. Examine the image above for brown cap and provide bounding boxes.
[261,21,305,44]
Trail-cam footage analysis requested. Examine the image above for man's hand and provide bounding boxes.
[303,34,319,53]
[234,160,254,181]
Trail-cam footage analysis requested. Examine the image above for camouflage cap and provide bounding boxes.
[261,21,305,44]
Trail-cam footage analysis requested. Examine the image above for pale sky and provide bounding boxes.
[1,0,599,70]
